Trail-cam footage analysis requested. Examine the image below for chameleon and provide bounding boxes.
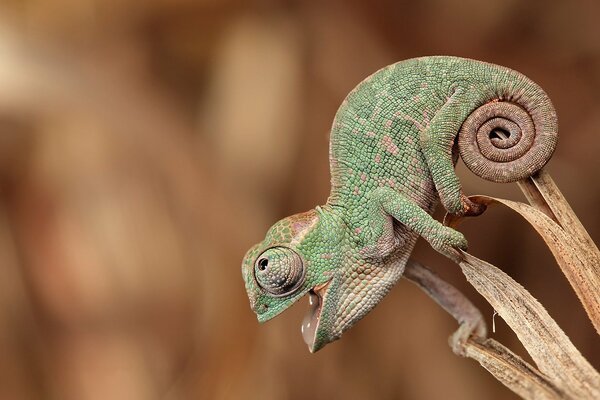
[241,56,558,353]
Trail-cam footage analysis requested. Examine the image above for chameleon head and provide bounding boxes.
[242,206,400,353]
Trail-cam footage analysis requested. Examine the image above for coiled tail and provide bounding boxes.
[458,68,558,183]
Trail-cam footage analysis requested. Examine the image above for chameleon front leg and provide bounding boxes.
[420,88,485,216]
[403,258,487,355]
[363,187,467,260]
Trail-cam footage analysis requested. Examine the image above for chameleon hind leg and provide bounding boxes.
[420,88,485,216]
[404,258,487,355]
[363,187,467,261]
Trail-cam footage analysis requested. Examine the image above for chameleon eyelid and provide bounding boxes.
[253,246,307,298]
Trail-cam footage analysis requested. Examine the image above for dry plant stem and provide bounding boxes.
[456,251,600,399]
[404,259,487,347]
[464,337,567,400]
[404,259,566,399]
[518,169,600,334]
[441,178,600,399]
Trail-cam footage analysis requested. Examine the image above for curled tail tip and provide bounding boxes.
[458,69,558,183]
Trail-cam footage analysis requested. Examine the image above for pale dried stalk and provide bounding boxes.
[463,337,565,400]
[438,169,600,399]
[518,170,600,334]
[457,251,599,399]
[405,259,567,399]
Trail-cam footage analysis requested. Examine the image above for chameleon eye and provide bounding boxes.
[257,258,268,271]
[254,247,305,296]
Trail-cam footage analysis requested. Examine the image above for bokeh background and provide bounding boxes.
[0,1,598,399]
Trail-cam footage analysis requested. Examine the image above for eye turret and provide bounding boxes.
[254,247,305,296]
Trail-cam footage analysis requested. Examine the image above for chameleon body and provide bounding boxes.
[242,56,557,352]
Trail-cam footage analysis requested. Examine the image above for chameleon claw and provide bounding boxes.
[461,195,487,217]
[430,227,468,262]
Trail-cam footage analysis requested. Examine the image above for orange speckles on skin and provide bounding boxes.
[382,135,400,155]
[388,179,396,188]
[366,131,376,138]
[384,120,393,128]
[321,253,332,260]
[374,154,381,163]
[394,110,425,132]
[353,186,360,195]
[360,173,367,182]
[354,227,362,235]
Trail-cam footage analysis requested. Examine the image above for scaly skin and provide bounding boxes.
[241,56,557,352]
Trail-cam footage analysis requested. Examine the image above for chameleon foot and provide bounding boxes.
[449,317,487,356]
[430,226,468,262]
[461,195,487,217]
[404,259,487,356]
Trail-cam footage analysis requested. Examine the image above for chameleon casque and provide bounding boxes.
[241,56,557,353]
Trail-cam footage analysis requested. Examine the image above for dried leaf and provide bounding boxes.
[442,171,600,399]
[405,259,567,399]
[447,188,600,336]
[519,170,600,334]
[456,251,600,399]
[463,337,566,400]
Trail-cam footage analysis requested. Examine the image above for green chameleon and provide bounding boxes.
[241,56,557,353]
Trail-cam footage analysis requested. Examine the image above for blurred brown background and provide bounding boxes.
[0,0,598,399]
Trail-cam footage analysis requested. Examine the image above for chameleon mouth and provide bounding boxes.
[301,280,330,352]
